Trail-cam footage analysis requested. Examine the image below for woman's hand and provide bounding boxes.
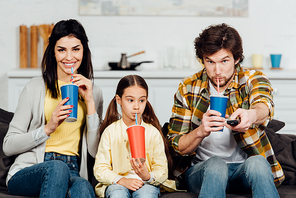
[71,73,96,115]
[44,97,72,136]
[71,74,93,103]
[178,109,225,155]
[117,178,143,191]
[130,158,151,181]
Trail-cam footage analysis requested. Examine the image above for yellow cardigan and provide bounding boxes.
[94,119,176,197]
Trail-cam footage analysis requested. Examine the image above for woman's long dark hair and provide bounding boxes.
[41,19,94,98]
[99,75,173,174]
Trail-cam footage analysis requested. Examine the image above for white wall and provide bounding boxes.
[1,0,296,110]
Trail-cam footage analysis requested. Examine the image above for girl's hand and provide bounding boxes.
[130,158,151,181]
[117,178,143,191]
[71,73,96,115]
[44,97,72,136]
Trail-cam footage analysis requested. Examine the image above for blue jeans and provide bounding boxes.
[8,152,95,198]
[185,155,279,198]
[105,183,160,198]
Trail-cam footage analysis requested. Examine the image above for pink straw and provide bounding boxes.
[217,79,220,95]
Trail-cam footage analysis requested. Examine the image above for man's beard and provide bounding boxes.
[209,72,235,88]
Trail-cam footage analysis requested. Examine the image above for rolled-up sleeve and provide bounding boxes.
[248,71,274,123]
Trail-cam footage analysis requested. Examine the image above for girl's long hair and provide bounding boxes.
[99,75,173,175]
[41,19,93,98]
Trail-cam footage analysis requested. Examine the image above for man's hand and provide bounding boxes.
[225,108,254,132]
[117,178,143,191]
[178,109,225,155]
[202,110,226,134]
[225,103,269,132]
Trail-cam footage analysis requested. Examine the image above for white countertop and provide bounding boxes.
[7,68,296,79]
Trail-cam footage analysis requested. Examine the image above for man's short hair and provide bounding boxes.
[194,23,244,66]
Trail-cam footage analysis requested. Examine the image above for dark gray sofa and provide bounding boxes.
[1,108,296,197]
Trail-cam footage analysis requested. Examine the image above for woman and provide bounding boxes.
[3,19,103,198]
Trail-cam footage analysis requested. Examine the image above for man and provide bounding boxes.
[167,23,284,198]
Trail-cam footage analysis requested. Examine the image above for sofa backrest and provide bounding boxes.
[265,119,296,185]
[0,108,15,187]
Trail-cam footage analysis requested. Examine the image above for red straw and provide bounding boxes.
[217,79,220,95]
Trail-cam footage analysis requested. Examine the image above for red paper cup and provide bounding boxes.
[127,125,146,163]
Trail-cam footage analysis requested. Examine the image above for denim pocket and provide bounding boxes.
[68,161,79,172]
[44,152,55,161]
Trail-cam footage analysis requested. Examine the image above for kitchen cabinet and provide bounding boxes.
[7,68,296,134]
[271,79,296,134]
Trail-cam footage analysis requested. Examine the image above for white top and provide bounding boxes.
[194,82,248,164]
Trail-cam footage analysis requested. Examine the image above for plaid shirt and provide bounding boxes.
[167,66,285,187]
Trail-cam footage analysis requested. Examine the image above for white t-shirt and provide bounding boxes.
[193,82,248,164]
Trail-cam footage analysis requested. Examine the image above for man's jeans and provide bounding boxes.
[8,152,95,198]
[185,155,279,198]
[105,183,160,198]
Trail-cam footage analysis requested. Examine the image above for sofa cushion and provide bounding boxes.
[0,109,14,187]
[265,119,289,155]
[275,139,296,185]
[0,108,14,124]
[265,119,296,185]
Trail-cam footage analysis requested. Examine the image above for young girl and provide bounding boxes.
[94,75,174,198]
[3,19,103,197]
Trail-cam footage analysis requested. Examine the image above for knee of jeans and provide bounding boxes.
[45,160,71,180]
[189,156,228,179]
[136,184,160,197]
[69,177,94,197]
[205,156,227,171]
[206,157,227,179]
[245,155,272,176]
[106,184,129,198]
[75,178,93,190]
